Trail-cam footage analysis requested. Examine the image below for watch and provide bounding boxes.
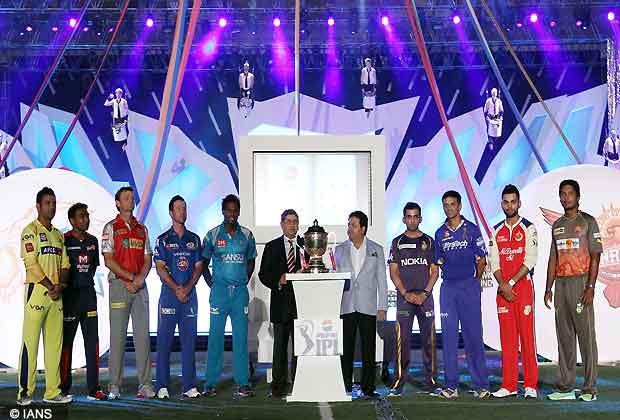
[508,279,516,287]
[423,289,432,297]
[586,283,595,289]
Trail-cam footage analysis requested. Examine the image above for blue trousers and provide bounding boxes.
[156,290,198,392]
[440,280,489,390]
[206,284,249,388]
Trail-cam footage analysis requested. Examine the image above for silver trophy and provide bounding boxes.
[303,219,329,273]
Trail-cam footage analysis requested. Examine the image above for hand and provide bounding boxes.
[404,292,417,305]
[109,93,114,99]
[174,285,186,302]
[279,273,287,286]
[499,282,517,302]
[581,287,595,306]
[544,290,553,309]
[377,310,386,321]
[47,285,59,301]
[126,281,138,294]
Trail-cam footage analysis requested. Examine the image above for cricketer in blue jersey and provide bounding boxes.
[153,196,203,399]
[201,194,257,398]
[433,190,490,399]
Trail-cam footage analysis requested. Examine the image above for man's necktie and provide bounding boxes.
[287,240,295,273]
[116,99,121,119]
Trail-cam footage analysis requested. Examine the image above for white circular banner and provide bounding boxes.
[0,168,116,369]
[482,164,620,362]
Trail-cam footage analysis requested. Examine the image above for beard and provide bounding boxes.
[503,210,518,218]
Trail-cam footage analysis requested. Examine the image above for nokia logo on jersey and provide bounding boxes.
[400,257,428,266]
[443,240,468,251]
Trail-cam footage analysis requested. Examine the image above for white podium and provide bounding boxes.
[286,272,351,402]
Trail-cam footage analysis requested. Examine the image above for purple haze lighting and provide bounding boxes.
[381,16,389,26]
[203,39,217,55]
[273,17,281,27]
[26,26,33,32]
[529,13,539,23]
[327,17,335,26]
[218,17,227,28]
[146,18,154,27]
[69,18,77,28]
[452,15,461,25]
[608,11,616,21]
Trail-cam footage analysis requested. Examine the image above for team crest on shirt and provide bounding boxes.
[39,233,47,242]
[177,256,189,271]
[443,231,450,238]
[217,239,226,247]
[514,231,523,241]
[575,225,583,234]
[187,242,195,249]
[25,243,34,252]
[523,305,532,316]
[421,241,428,251]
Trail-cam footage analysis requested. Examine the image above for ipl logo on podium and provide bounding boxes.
[294,319,343,356]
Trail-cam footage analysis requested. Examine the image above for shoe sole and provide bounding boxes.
[16,401,32,406]
[493,394,517,398]
[548,396,576,400]
[43,399,72,404]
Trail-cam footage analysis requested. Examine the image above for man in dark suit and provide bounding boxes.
[258,209,304,399]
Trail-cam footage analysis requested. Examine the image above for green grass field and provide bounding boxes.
[1,352,619,419]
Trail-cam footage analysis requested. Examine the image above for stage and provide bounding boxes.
[1,350,619,420]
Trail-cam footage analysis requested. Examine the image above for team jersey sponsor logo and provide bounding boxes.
[22,233,34,241]
[25,242,34,252]
[514,231,523,241]
[496,235,508,242]
[86,244,96,251]
[443,231,450,239]
[165,242,179,249]
[500,247,524,261]
[217,239,226,247]
[121,238,144,249]
[398,243,416,249]
[78,254,89,264]
[161,307,176,315]
[497,306,509,314]
[186,242,195,249]
[114,228,128,235]
[30,304,45,311]
[400,257,428,266]
[222,253,245,263]
[523,305,532,315]
[443,240,468,251]
[177,256,189,271]
[553,227,565,235]
[39,233,47,242]
[556,238,579,250]
[40,246,61,255]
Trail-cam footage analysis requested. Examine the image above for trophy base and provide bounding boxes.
[302,266,330,274]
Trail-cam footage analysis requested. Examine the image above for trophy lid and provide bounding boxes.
[305,219,326,235]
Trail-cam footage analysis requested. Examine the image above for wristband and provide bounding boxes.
[586,283,595,289]
[508,279,516,287]
[545,289,552,293]
[423,290,432,297]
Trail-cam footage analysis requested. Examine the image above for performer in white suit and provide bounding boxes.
[484,88,504,150]
[0,135,9,179]
[104,88,129,151]
[238,62,255,118]
[361,58,377,118]
[603,129,620,169]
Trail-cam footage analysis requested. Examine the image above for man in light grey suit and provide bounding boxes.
[334,211,388,398]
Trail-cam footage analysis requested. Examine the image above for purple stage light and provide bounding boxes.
[26,26,33,32]
[529,13,539,23]
[576,20,582,27]
[327,17,335,26]
[608,11,616,21]
[69,18,77,28]
[146,18,154,28]
[549,20,557,27]
[452,15,461,25]
[52,26,58,32]
[273,17,281,27]
[516,22,523,28]
[381,16,389,26]
[203,39,217,55]
[218,17,227,28]
[83,26,89,32]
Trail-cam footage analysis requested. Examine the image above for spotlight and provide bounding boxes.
[146,18,154,28]
[273,17,281,27]
[575,20,582,26]
[52,26,58,32]
[516,22,523,28]
[549,20,557,27]
[25,26,33,32]
[608,11,616,21]
[218,17,227,28]
[69,18,77,28]
[381,16,389,26]
[83,26,89,32]
[452,15,461,25]
[529,13,539,23]
[327,17,335,26]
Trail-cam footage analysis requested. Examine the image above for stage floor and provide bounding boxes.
[1,351,619,419]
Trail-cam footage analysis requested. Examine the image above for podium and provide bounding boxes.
[286,272,351,402]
